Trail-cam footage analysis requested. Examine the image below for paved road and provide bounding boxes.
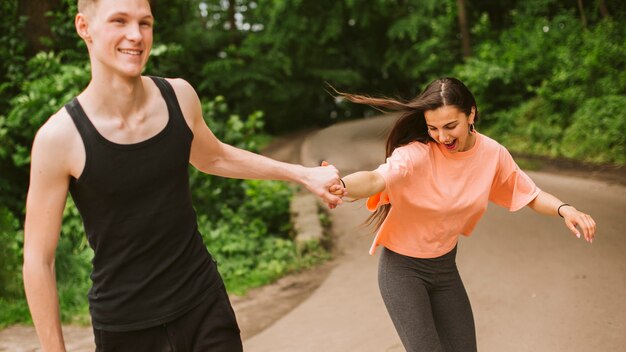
[244,114,626,351]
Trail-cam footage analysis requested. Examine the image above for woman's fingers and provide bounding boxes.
[566,211,597,243]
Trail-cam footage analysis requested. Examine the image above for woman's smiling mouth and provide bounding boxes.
[444,139,457,151]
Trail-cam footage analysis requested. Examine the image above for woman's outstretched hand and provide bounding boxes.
[528,192,597,244]
[560,206,597,243]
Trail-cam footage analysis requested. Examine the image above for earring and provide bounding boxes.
[469,123,475,133]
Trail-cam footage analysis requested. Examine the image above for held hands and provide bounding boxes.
[303,161,345,209]
[321,161,347,209]
[559,205,597,243]
[329,184,345,197]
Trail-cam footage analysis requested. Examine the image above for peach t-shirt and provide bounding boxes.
[367,133,540,258]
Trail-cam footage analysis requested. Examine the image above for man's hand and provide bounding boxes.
[314,161,347,209]
[302,161,343,209]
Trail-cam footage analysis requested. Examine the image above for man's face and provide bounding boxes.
[78,0,154,78]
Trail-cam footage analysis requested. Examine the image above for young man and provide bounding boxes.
[22,0,343,351]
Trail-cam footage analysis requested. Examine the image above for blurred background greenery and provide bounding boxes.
[0,0,624,327]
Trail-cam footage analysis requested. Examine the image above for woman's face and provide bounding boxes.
[424,105,476,153]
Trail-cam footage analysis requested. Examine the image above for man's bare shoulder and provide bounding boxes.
[164,77,193,91]
[160,77,202,128]
[164,77,200,104]
[33,107,80,154]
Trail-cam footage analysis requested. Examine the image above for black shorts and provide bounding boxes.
[93,285,242,352]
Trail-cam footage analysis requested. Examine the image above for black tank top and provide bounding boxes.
[66,77,220,331]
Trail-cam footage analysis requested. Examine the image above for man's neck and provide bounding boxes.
[81,69,149,120]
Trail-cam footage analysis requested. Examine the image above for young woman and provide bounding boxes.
[330,77,596,352]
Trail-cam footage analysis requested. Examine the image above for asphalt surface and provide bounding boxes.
[244,114,626,352]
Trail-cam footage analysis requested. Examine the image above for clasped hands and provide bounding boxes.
[321,161,348,209]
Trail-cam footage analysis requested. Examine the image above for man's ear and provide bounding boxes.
[75,13,92,43]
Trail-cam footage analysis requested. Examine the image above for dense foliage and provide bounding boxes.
[453,6,625,163]
[0,0,624,327]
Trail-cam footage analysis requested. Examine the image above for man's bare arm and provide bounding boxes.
[23,115,77,352]
[169,78,343,206]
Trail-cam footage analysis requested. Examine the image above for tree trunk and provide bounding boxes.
[18,0,61,56]
[456,0,472,58]
[597,0,610,18]
[577,0,588,29]
[228,0,237,31]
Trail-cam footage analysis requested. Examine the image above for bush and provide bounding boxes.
[0,52,90,216]
[191,98,327,295]
[535,20,626,114]
[0,207,28,328]
[198,188,329,295]
[455,12,582,123]
[561,96,626,164]
[0,207,22,300]
[486,97,564,158]
[455,9,625,166]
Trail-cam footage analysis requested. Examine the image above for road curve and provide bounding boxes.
[245,114,626,352]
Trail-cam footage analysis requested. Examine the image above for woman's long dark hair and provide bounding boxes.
[339,77,479,231]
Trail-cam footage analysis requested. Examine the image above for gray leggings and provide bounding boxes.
[378,246,477,352]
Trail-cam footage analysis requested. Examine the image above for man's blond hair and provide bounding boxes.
[77,0,152,13]
[77,0,96,13]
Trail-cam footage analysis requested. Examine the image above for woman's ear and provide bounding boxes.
[468,106,476,124]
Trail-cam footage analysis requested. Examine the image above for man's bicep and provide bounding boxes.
[24,133,71,263]
[167,78,226,168]
[189,121,227,172]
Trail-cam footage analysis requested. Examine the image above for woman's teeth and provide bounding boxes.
[445,140,457,149]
